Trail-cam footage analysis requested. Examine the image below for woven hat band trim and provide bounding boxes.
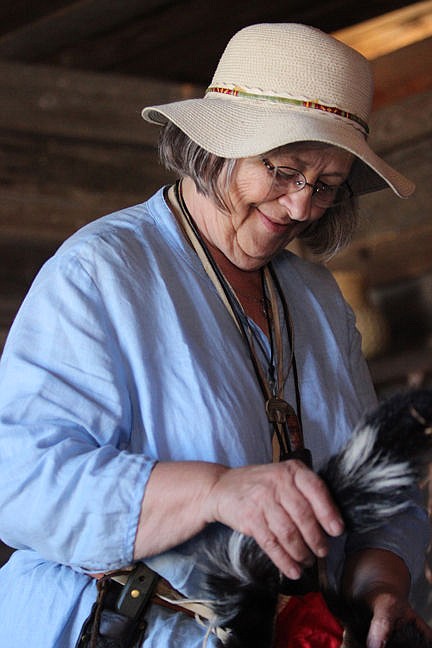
[205,85,369,135]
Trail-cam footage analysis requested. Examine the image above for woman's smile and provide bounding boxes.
[180,143,354,271]
[255,207,292,232]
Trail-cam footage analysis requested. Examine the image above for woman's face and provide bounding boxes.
[203,143,354,271]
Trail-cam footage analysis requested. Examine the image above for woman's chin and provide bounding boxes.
[228,248,280,272]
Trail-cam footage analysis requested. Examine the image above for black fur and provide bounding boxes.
[202,389,432,647]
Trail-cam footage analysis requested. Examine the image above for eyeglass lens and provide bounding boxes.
[264,159,351,207]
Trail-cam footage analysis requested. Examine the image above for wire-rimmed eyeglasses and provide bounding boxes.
[262,158,353,209]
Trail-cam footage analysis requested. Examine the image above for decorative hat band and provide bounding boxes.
[205,84,369,135]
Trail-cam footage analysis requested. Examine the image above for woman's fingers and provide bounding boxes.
[253,522,305,579]
[367,593,432,648]
[266,461,344,574]
[290,462,345,538]
[267,501,314,564]
[208,460,344,577]
[259,501,314,577]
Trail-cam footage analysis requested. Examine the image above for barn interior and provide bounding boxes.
[0,0,431,610]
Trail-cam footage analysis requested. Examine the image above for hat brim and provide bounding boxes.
[142,97,415,198]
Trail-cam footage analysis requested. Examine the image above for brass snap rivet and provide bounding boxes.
[130,589,141,598]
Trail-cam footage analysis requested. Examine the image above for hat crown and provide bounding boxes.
[210,23,373,124]
[142,22,415,198]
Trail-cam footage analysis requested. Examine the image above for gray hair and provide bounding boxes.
[158,122,359,260]
[298,198,359,259]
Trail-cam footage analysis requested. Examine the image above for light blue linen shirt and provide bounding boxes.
[0,188,429,647]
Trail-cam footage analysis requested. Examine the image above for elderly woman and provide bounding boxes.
[0,22,430,648]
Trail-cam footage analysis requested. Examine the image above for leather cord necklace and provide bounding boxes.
[172,180,312,466]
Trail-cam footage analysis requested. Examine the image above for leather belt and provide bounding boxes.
[75,563,159,648]
[75,563,228,647]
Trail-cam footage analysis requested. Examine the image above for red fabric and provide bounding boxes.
[275,592,344,648]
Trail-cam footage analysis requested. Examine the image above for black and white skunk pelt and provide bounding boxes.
[201,389,432,648]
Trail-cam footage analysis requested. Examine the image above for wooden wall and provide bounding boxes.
[0,59,187,348]
[327,71,432,390]
[0,42,431,392]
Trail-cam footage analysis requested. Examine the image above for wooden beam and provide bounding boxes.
[327,88,432,287]
[0,131,174,244]
[0,0,172,60]
[368,88,432,152]
[0,60,202,145]
[1,40,430,148]
[39,0,237,76]
[371,37,432,108]
[333,0,432,59]
[0,62,429,287]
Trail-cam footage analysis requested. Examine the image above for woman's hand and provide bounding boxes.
[205,459,344,578]
[343,548,432,648]
[134,459,344,578]
[366,589,432,648]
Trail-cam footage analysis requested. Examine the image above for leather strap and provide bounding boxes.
[76,564,159,648]
[83,566,228,647]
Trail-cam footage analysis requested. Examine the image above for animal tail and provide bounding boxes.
[201,389,432,647]
[202,530,280,647]
[321,388,432,533]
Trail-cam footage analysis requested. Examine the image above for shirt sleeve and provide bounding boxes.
[0,246,156,573]
[345,299,378,415]
[345,496,431,585]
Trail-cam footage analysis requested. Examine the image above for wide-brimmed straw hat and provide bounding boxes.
[142,23,414,198]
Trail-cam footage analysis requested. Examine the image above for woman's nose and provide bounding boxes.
[277,187,313,221]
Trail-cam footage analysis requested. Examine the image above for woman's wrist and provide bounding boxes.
[133,460,229,559]
[343,548,410,601]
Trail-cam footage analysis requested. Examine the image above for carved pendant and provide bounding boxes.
[266,397,291,424]
[266,397,303,453]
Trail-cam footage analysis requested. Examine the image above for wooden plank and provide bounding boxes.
[327,133,432,285]
[0,176,171,245]
[0,60,202,145]
[0,239,54,291]
[333,1,432,60]
[0,294,25,328]
[0,87,429,269]
[0,1,427,93]
[0,0,172,59]
[368,88,432,153]
[355,136,431,235]
[327,91,432,286]
[41,0,247,80]
[0,131,171,195]
[0,131,174,243]
[371,37,432,109]
[0,52,429,148]
[0,39,432,145]
[0,2,71,34]
[0,67,429,288]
